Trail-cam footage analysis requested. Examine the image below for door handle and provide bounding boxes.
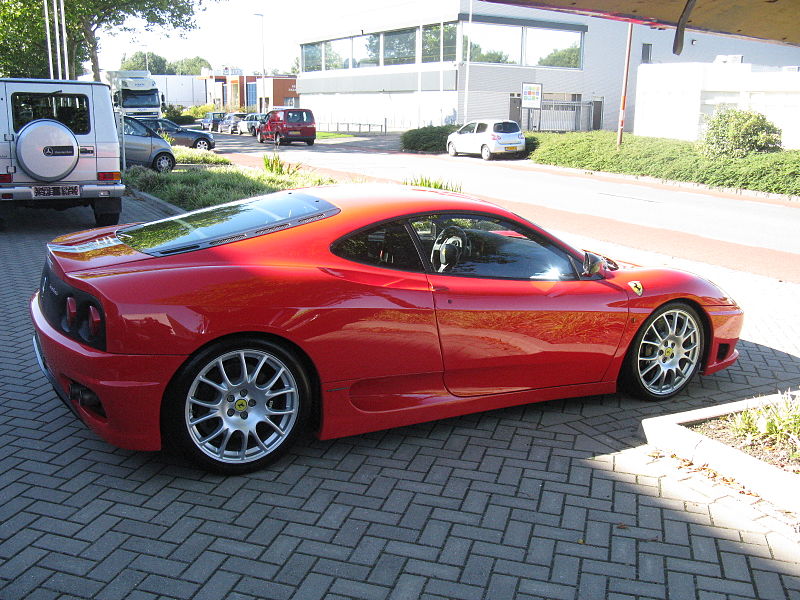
[431,285,449,292]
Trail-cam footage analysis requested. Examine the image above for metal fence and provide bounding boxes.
[522,100,600,132]
[317,121,386,134]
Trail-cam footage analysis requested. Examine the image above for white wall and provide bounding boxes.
[150,75,207,107]
[634,63,800,149]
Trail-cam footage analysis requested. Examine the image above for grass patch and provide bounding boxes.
[317,132,353,140]
[526,130,800,196]
[403,176,462,192]
[263,152,302,176]
[173,147,232,165]
[124,165,333,212]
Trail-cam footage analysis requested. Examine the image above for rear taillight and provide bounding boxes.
[65,296,78,328]
[0,174,12,183]
[87,305,102,338]
[97,172,121,181]
[491,133,501,140]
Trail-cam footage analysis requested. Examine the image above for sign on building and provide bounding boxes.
[521,83,543,109]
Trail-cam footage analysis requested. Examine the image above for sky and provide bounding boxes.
[94,0,424,75]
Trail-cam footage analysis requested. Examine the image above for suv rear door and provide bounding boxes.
[5,81,98,186]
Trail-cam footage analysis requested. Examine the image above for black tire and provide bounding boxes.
[152,153,175,173]
[306,139,315,146]
[94,211,120,227]
[257,131,264,144]
[447,143,457,157]
[621,302,705,401]
[193,138,211,151]
[162,336,311,474]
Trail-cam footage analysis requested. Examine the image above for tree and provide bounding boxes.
[537,44,580,68]
[0,0,88,79]
[121,50,169,73]
[74,0,201,81]
[463,40,512,64]
[167,56,211,75]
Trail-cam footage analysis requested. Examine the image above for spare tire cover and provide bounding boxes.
[15,119,80,182]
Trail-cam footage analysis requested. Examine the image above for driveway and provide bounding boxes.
[1,154,799,599]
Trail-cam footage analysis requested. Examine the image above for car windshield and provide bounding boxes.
[494,122,520,133]
[116,190,340,256]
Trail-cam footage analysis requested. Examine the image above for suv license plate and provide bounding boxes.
[33,185,81,198]
[288,131,301,135]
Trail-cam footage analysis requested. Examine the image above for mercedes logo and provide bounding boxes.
[43,147,54,156]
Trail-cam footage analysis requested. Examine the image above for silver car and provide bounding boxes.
[236,113,266,135]
[123,117,175,172]
[447,120,526,160]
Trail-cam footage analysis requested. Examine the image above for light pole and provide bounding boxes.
[254,13,266,112]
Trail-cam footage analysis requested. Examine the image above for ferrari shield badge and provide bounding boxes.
[628,281,644,296]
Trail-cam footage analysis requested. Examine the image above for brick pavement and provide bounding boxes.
[1,197,799,600]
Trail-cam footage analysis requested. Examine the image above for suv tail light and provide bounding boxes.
[0,174,12,183]
[98,172,121,181]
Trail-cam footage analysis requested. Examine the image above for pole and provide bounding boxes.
[463,0,473,123]
[43,0,54,79]
[51,0,62,79]
[616,22,634,148]
[59,0,69,78]
[255,13,266,111]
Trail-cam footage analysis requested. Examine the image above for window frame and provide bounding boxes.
[329,218,427,273]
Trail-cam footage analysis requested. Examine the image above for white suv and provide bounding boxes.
[1,78,124,226]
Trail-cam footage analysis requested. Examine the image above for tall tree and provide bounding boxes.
[75,0,202,81]
[0,0,88,79]
[167,56,211,75]
[121,50,169,73]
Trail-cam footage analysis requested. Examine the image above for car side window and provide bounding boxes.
[409,214,578,280]
[459,123,476,134]
[331,221,424,272]
[475,123,488,133]
[123,119,149,137]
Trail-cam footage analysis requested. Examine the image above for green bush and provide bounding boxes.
[173,147,232,165]
[526,130,800,197]
[701,108,782,158]
[183,103,217,118]
[163,104,184,120]
[172,115,197,125]
[401,125,459,152]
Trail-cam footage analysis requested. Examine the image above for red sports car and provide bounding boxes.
[31,184,743,473]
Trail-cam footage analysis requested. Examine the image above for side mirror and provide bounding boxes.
[582,252,607,277]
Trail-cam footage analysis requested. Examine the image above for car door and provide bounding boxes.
[453,122,477,154]
[122,118,153,166]
[408,213,629,398]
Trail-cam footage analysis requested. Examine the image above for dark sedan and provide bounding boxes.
[140,118,215,151]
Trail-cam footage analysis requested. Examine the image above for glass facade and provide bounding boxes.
[300,20,583,72]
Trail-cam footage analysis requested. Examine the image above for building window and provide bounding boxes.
[641,43,653,64]
[301,43,322,72]
[383,28,417,65]
[422,24,441,63]
[464,22,521,64]
[443,22,457,61]
[525,28,582,68]
[353,34,380,67]
[324,38,352,70]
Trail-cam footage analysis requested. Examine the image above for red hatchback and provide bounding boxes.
[256,108,316,146]
[31,184,742,473]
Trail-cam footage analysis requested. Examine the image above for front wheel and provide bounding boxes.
[193,139,211,151]
[163,337,311,474]
[447,143,457,157]
[257,131,264,143]
[481,145,493,161]
[274,133,282,147]
[623,302,705,400]
[153,153,175,173]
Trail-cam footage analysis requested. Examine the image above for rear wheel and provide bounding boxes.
[481,145,493,161]
[306,139,315,146]
[163,337,311,474]
[623,302,705,400]
[93,210,120,227]
[257,131,264,143]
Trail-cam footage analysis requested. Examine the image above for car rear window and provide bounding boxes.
[286,110,313,123]
[11,92,91,134]
[117,190,340,256]
[494,122,520,133]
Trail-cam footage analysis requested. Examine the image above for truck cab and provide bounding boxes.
[106,71,163,120]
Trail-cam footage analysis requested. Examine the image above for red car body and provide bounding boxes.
[256,108,316,146]
[31,184,742,471]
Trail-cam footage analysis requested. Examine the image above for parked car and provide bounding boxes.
[30,183,743,474]
[256,108,316,146]
[447,119,526,160]
[218,112,247,134]
[199,111,225,131]
[0,77,124,226]
[122,116,175,173]
[236,113,266,135]
[139,118,215,150]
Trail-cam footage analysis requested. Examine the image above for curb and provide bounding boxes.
[128,189,184,216]
[639,393,800,516]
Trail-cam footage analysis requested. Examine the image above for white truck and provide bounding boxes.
[105,70,163,120]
